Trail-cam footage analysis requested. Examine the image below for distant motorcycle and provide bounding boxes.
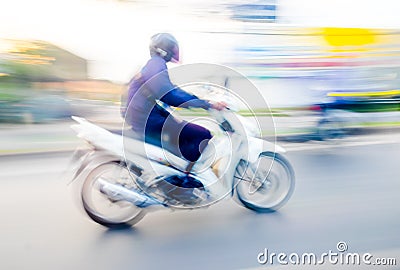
[68,102,295,228]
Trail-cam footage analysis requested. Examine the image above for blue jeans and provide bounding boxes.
[145,117,212,162]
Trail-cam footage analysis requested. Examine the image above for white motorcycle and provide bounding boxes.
[68,102,295,228]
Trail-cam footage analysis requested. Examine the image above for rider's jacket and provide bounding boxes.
[125,55,211,136]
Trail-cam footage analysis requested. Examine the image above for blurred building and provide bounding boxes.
[0,39,123,123]
[0,39,88,82]
[34,80,124,101]
[0,39,124,101]
[43,42,88,81]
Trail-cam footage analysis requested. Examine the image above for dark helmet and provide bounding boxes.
[149,33,180,62]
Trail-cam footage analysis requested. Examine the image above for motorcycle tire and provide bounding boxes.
[81,162,146,228]
[234,152,295,213]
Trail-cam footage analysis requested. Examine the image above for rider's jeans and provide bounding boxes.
[145,117,212,162]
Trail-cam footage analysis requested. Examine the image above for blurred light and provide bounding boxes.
[322,28,376,47]
[328,90,400,97]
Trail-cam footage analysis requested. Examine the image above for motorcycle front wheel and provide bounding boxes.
[234,152,295,213]
[81,162,146,228]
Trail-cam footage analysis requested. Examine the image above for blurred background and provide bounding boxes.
[1,0,400,141]
[1,1,400,270]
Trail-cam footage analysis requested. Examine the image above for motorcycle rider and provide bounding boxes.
[124,33,226,172]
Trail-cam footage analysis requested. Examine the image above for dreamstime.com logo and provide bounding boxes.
[257,242,397,266]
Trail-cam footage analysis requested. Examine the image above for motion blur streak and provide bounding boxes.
[0,1,399,269]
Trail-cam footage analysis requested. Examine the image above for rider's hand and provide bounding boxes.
[210,101,228,111]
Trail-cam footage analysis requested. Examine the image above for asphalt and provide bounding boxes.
[1,139,399,270]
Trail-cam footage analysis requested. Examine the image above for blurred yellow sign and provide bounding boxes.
[328,90,400,97]
[322,27,377,47]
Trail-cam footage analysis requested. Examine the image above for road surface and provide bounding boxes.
[1,132,399,270]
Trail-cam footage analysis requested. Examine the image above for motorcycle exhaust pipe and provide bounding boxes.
[97,178,162,208]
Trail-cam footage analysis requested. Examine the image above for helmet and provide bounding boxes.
[149,33,180,63]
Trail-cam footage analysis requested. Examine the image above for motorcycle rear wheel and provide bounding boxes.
[81,162,146,228]
[234,152,295,213]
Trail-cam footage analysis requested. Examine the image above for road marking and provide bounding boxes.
[283,135,400,152]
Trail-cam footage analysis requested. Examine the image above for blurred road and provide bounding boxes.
[1,132,400,270]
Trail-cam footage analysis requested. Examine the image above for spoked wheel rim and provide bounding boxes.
[82,162,145,226]
[235,152,295,211]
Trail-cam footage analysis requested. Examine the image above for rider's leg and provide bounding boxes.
[147,117,213,171]
[185,138,216,172]
[176,122,212,172]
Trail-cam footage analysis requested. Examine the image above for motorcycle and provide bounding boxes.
[68,101,295,228]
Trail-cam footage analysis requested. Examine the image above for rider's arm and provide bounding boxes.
[143,57,211,109]
[161,88,211,109]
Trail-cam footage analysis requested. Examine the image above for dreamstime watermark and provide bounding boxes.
[257,242,397,266]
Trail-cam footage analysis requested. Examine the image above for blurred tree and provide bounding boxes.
[1,39,88,102]
[1,40,55,82]
[0,40,53,101]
